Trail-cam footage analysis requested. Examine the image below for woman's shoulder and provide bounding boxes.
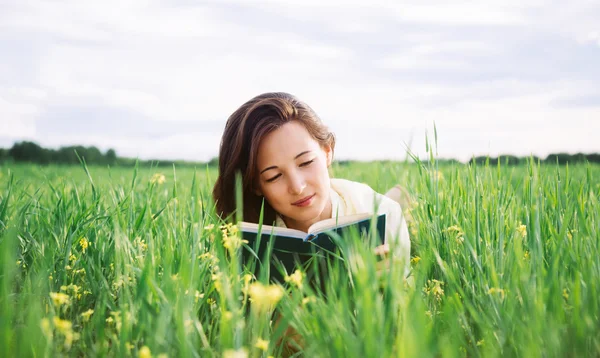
[330,178,401,214]
[330,178,373,194]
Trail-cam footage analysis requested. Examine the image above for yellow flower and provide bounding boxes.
[69,254,77,262]
[204,224,215,230]
[255,338,269,351]
[222,225,248,252]
[79,237,89,252]
[523,251,530,260]
[410,256,421,265]
[194,291,205,303]
[139,346,152,358]
[248,282,284,311]
[40,318,53,338]
[50,292,71,307]
[563,289,569,300]
[126,342,135,353]
[488,287,505,300]
[284,270,304,288]
[53,317,79,349]
[53,317,72,333]
[302,296,316,306]
[150,173,166,185]
[423,279,444,301]
[516,223,527,238]
[223,348,248,358]
[80,309,94,322]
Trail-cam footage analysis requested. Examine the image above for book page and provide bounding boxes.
[239,221,306,240]
[307,212,372,234]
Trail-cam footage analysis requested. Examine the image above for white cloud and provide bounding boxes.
[0,0,598,161]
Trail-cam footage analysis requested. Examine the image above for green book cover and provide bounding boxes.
[240,213,386,285]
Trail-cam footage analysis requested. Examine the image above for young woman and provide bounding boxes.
[212,92,412,277]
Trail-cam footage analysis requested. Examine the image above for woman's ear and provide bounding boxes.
[324,145,333,167]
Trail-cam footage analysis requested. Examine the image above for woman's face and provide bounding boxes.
[255,121,333,231]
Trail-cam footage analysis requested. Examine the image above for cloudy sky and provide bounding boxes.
[1,0,599,162]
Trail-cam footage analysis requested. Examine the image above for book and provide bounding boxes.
[240,213,386,285]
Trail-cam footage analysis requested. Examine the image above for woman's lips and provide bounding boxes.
[292,194,315,207]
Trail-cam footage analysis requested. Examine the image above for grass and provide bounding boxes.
[0,157,599,357]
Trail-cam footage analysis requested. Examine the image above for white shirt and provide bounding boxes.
[275,178,411,277]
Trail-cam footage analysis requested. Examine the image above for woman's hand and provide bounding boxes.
[374,244,391,278]
[374,244,405,278]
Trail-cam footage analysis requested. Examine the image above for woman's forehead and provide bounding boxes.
[257,122,320,164]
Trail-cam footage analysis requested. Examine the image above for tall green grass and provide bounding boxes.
[0,158,598,357]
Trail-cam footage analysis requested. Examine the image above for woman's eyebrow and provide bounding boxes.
[259,150,312,175]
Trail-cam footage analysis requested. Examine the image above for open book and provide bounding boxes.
[240,213,386,285]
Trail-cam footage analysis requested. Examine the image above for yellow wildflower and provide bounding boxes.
[302,296,316,306]
[410,256,421,265]
[150,173,166,185]
[139,346,152,358]
[53,317,72,333]
[40,318,53,338]
[523,251,530,260]
[242,273,253,286]
[50,292,71,307]
[516,223,527,238]
[69,254,77,262]
[79,237,89,252]
[248,282,284,311]
[195,291,205,303]
[488,287,505,300]
[423,279,444,301]
[445,225,464,235]
[284,270,304,288]
[563,289,569,300]
[223,348,248,358]
[126,342,135,353]
[53,317,79,349]
[80,309,94,322]
[222,225,248,252]
[255,338,269,351]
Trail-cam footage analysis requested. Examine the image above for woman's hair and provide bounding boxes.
[212,92,336,224]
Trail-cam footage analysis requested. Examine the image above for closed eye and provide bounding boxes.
[299,160,314,167]
[266,174,281,183]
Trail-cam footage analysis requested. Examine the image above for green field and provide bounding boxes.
[1,159,599,357]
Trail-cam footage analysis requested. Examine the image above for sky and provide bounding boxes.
[0,0,599,163]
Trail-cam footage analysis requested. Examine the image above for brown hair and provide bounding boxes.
[212,92,336,224]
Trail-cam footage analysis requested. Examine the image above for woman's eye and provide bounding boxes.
[266,174,281,183]
[299,160,314,167]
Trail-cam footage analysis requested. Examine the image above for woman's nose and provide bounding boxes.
[288,174,306,195]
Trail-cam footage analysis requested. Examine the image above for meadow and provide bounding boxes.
[0,158,598,357]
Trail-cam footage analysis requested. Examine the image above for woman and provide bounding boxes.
[212,92,412,277]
